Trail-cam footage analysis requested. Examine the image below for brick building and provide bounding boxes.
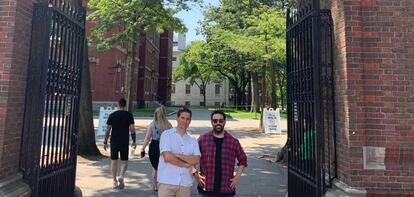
[158,30,174,105]
[319,0,414,196]
[137,31,160,108]
[86,27,173,109]
[88,48,128,104]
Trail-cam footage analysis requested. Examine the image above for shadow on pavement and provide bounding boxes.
[77,124,287,197]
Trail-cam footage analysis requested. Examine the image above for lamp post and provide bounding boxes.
[114,62,123,94]
[115,63,122,72]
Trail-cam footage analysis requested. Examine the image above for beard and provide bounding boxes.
[213,125,224,134]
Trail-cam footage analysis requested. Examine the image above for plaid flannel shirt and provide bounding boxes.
[197,131,247,195]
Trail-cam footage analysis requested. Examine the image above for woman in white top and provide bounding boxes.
[141,106,172,191]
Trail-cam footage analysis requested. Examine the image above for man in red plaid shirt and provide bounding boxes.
[193,110,247,197]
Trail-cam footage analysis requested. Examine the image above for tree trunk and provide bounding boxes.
[125,43,138,112]
[250,71,259,113]
[236,87,243,109]
[277,68,287,110]
[260,62,267,129]
[242,73,249,110]
[276,142,288,163]
[270,61,278,109]
[78,39,100,156]
[202,86,206,107]
[247,71,252,111]
[280,85,285,110]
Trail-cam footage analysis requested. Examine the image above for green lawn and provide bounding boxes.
[222,108,287,120]
[132,108,174,117]
[222,109,260,120]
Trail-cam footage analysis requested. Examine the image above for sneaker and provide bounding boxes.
[112,180,118,189]
[118,177,125,189]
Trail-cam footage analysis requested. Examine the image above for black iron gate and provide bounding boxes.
[286,2,336,197]
[20,1,85,197]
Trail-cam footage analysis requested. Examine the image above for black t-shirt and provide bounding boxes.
[214,136,224,193]
[106,110,134,147]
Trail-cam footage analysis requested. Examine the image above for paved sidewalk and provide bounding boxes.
[77,109,288,197]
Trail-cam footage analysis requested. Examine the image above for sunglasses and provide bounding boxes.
[212,119,225,123]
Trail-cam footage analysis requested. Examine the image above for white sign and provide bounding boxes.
[263,108,282,134]
[97,107,116,136]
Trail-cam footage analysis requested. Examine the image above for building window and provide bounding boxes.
[171,84,176,94]
[200,102,205,106]
[172,56,177,61]
[185,101,190,106]
[173,41,178,47]
[215,84,220,95]
[186,84,191,94]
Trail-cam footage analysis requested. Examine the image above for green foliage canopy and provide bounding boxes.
[173,41,220,88]
[87,0,201,50]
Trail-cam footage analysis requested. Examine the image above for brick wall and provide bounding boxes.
[321,0,352,187]
[0,0,41,179]
[322,0,414,195]
[89,49,127,102]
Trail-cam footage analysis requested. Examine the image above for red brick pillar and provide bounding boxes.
[0,0,44,195]
[322,0,414,196]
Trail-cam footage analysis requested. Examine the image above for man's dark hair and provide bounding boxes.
[177,107,192,118]
[118,98,127,107]
[210,110,226,120]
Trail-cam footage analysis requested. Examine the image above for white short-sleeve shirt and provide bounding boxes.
[157,128,201,187]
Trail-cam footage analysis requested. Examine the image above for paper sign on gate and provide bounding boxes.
[97,107,116,136]
[263,108,282,134]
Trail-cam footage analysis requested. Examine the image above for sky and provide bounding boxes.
[175,0,220,44]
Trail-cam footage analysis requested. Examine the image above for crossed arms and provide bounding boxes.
[162,151,200,168]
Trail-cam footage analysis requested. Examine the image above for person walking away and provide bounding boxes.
[140,106,172,191]
[103,98,136,189]
[194,110,247,197]
[157,107,201,197]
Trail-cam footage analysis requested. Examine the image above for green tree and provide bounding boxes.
[199,0,288,130]
[87,0,198,111]
[201,1,286,111]
[200,0,254,109]
[173,41,220,106]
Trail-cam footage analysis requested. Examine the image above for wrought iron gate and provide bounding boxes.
[286,2,336,197]
[20,1,85,197]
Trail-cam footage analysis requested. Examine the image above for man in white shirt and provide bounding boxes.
[158,107,201,197]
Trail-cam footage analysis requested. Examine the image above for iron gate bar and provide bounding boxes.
[287,1,324,196]
[20,2,85,197]
[287,4,336,196]
[320,10,337,186]
[21,4,53,193]
[311,0,324,195]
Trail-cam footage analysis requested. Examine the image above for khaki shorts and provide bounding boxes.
[157,183,191,197]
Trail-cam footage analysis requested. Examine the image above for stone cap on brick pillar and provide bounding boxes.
[0,173,30,197]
